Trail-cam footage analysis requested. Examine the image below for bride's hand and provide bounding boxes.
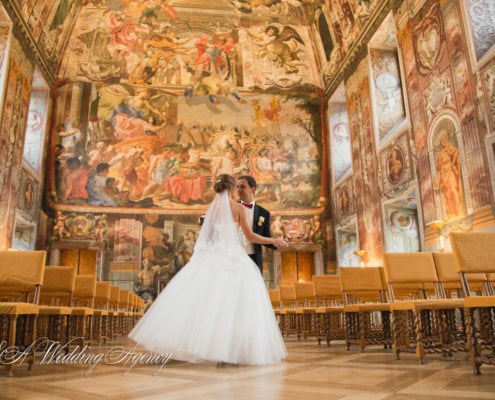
[273,237,288,248]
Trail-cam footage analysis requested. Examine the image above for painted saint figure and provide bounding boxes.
[387,148,403,185]
[434,130,463,218]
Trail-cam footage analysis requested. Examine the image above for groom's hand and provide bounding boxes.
[273,237,288,248]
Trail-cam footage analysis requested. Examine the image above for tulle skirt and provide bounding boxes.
[129,244,287,365]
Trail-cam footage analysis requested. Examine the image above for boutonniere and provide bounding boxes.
[257,216,266,227]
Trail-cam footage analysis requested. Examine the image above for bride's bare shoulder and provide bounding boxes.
[230,201,241,221]
[230,200,242,211]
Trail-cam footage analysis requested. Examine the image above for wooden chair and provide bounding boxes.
[268,288,283,330]
[70,274,97,346]
[295,282,317,340]
[339,267,392,352]
[269,288,281,308]
[135,295,145,319]
[313,275,344,346]
[279,285,297,337]
[450,232,495,374]
[433,252,486,298]
[92,281,111,345]
[0,250,46,376]
[107,285,121,341]
[117,289,132,337]
[383,252,465,364]
[37,266,77,349]
[130,292,143,326]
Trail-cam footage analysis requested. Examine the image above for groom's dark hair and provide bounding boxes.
[238,175,257,189]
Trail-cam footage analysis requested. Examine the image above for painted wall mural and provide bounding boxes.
[481,58,495,132]
[16,168,40,220]
[383,206,420,253]
[17,0,78,70]
[0,25,8,82]
[12,221,36,250]
[242,23,318,89]
[379,132,413,198]
[369,48,406,144]
[324,0,367,58]
[336,219,360,267]
[53,89,322,211]
[345,57,384,263]
[36,0,327,290]
[47,1,324,218]
[329,99,352,184]
[430,116,466,219]
[23,89,49,176]
[464,0,495,62]
[230,0,305,17]
[0,50,33,249]
[334,178,355,222]
[398,0,492,228]
[56,2,319,90]
[320,0,376,85]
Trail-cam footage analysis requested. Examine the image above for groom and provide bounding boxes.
[236,175,276,274]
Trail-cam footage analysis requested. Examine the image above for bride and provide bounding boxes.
[129,174,288,365]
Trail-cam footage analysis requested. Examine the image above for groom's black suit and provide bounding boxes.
[248,203,276,274]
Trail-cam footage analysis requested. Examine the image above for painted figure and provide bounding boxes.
[387,148,403,184]
[434,130,463,218]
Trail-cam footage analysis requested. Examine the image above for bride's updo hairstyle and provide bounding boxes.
[213,174,235,193]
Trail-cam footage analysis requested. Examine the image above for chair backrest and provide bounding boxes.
[295,281,315,306]
[94,281,112,309]
[39,266,77,306]
[312,274,343,305]
[0,250,46,303]
[339,267,386,304]
[73,274,97,307]
[279,285,297,307]
[268,288,281,308]
[450,232,495,296]
[109,285,120,310]
[118,289,131,311]
[136,296,145,313]
[130,292,138,312]
[433,252,461,283]
[450,232,495,273]
[433,252,486,296]
[383,252,439,301]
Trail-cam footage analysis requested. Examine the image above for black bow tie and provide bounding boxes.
[241,202,254,209]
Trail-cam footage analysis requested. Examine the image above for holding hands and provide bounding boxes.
[273,237,288,248]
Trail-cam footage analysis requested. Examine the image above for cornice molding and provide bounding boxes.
[1,0,55,85]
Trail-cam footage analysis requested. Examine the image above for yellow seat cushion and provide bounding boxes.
[39,305,73,315]
[464,296,495,308]
[71,306,94,316]
[344,303,389,313]
[0,302,39,315]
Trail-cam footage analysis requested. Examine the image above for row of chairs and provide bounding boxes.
[269,232,495,375]
[0,250,144,376]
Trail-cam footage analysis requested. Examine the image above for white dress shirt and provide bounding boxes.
[241,201,255,255]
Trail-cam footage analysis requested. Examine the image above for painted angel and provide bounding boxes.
[250,24,304,73]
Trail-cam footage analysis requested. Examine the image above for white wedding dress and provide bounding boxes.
[129,191,287,365]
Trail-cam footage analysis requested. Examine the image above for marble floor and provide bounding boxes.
[1,337,494,400]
